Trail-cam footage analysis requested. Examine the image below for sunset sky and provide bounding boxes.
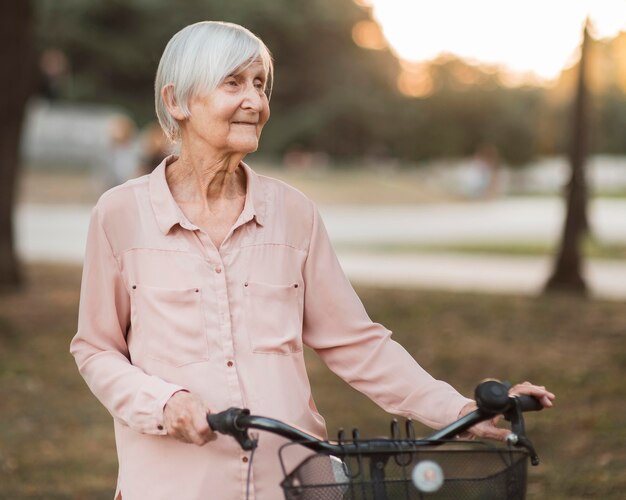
[357,0,626,82]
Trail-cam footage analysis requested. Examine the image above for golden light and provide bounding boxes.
[614,34,626,92]
[364,0,626,84]
[397,62,434,98]
[352,20,387,50]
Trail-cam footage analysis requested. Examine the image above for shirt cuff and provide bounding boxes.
[152,386,189,435]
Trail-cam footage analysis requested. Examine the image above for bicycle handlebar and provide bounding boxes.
[475,379,543,413]
[207,379,543,464]
[208,409,342,453]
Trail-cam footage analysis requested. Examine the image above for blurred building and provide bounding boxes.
[20,99,142,190]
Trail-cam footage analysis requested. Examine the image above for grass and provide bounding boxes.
[1,264,625,499]
[254,163,450,205]
[18,162,626,207]
[334,239,626,261]
[18,165,449,207]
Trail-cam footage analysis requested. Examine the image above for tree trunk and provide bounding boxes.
[0,0,35,288]
[545,20,591,295]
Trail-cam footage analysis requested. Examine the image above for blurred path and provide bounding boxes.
[17,198,626,300]
[336,251,626,300]
[320,197,626,244]
[18,204,91,263]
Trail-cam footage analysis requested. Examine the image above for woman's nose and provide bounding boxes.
[241,84,264,110]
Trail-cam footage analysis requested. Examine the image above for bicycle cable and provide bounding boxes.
[245,433,258,500]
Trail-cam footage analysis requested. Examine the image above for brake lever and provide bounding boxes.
[505,397,540,465]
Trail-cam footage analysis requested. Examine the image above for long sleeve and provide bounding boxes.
[301,205,472,429]
[70,206,184,435]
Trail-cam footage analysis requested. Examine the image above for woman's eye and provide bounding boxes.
[224,79,238,87]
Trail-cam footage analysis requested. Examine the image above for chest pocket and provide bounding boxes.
[244,281,303,354]
[132,284,209,366]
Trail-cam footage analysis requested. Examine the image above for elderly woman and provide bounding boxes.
[71,21,554,500]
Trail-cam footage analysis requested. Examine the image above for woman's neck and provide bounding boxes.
[166,146,247,203]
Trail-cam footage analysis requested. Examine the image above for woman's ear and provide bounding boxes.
[161,84,186,121]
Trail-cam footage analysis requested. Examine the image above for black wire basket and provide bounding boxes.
[280,441,528,500]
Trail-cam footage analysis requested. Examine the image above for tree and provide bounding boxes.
[35,0,402,158]
[545,20,592,295]
[0,0,35,287]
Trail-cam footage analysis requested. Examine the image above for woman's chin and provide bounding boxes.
[231,139,260,155]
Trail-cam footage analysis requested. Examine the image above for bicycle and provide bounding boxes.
[208,379,544,499]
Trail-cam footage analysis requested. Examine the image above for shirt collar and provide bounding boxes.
[149,155,266,236]
[240,161,267,227]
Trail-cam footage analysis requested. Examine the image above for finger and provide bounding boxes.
[168,412,200,444]
[177,413,205,445]
[489,427,511,441]
[191,408,214,445]
[174,426,201,445]
[187,428,207,446]
[521,387,555,399]
[169,427,193,444]
[457,401,478,419]
[512,381,552,394]
[510,383,556,404]
[171,414,192,433]
[474,422,510,441]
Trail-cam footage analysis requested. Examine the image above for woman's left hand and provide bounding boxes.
[458,381,555,441]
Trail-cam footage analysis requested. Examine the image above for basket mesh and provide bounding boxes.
[280,442,527,500]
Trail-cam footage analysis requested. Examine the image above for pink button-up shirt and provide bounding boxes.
[70,156,471,500]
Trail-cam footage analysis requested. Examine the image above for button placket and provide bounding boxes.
[210,256,245,409]
[195,229,244,409]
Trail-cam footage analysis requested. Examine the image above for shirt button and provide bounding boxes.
[215,266,222,274]
[242,456,249,463]
[157,425,163,431]
[227,361,234,367]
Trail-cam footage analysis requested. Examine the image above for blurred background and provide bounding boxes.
[1,0,625,498]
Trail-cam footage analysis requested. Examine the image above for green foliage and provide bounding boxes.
[594,89,626,154]
[388,83,544,165]
[33,0,626,165]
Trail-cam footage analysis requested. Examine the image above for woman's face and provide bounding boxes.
[180,59,270,156]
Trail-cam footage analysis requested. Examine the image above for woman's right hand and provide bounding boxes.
[163,391,216,445]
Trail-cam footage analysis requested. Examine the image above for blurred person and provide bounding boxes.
[38,48,69,101]
[138,121,171,176]
[106,114,140,188]
[477,143,503,198]
[463,143,503,199]
[70,21,554,500]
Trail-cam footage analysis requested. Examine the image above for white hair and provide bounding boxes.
[154,21,273,142]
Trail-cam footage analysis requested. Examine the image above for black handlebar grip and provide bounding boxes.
[207,407,249,434]
[474,379,509,414]
[515,395,543,412]
[206,410,227,433]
